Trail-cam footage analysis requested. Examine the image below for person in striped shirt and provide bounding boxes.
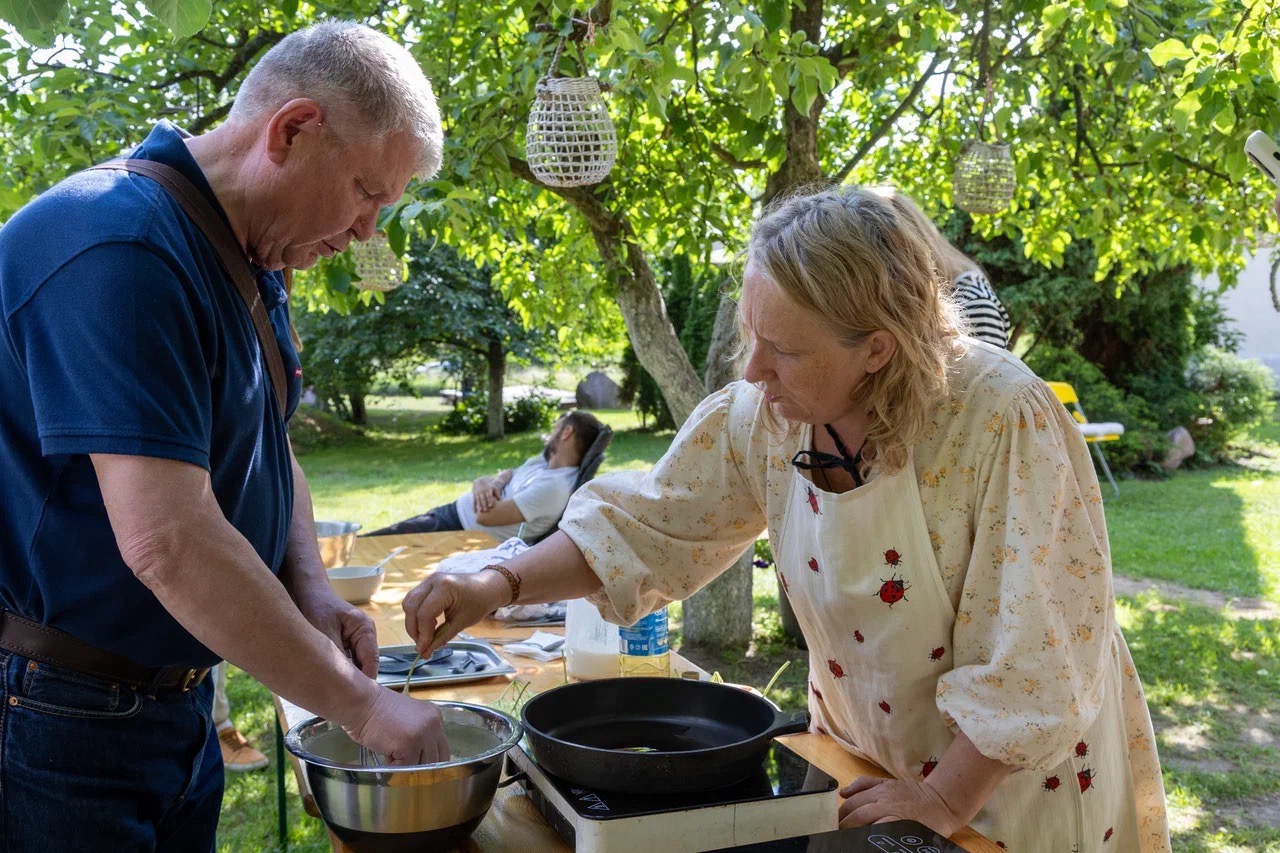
[872,187,1012,349]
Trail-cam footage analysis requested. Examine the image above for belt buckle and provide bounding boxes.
[180,669,200,692]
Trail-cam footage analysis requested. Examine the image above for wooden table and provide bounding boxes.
[275,532,1000,853]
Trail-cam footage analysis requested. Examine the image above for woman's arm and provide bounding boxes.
[403,530,602,655]
[403,384,770,653]
[838,731,1014,835]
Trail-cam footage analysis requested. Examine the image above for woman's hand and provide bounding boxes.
[402,570,512,656]
[837,776,966,838]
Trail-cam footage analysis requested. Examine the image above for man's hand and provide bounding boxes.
[837,777,966,838]
[471,476,502,513]
[347,688,450,765]
[403,571,512,656]
[296,587,379,678]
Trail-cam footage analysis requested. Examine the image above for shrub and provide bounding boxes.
[436,392,560,437]
[1023,345,1169,475]
[507,393,561,434]
[1185,347,1278,459]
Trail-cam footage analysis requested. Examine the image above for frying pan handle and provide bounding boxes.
[498,771,529,789]
[765,710,811,738]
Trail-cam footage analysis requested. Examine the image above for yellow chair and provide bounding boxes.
[1046,381,1125,498]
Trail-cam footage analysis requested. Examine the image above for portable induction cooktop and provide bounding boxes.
[505,739,840,853]
[707,820,966,852]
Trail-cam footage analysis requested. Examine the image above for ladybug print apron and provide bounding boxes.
[775,426,1143,851]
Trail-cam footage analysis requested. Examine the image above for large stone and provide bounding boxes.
[576,371,620,409]
[1162,426,1196,471]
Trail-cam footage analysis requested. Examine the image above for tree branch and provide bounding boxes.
[830,53,944,184]
[710,142,766,171]
[823,19,907,79]
[1174,154,1231,183]
[190,102,233,134]
[507,155,619,235]
[30,60,132,84]
[155,68,221,88]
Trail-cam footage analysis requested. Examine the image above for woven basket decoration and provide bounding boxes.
[348,231,405,292]
[953,140,1017,215]
[526,76,618,187]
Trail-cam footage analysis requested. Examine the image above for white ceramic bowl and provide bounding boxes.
[327,565,384,604]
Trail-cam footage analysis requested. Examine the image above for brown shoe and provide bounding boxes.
[218,724,269,772]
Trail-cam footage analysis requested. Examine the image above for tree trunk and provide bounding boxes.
[682,553,754,650]
[703,293,742,394]
[349,392,367,425]
[486,339,506,441]
[507,159,704,426]
[682,293,754,649]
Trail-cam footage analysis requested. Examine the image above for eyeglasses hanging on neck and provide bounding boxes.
[791,424,868,489]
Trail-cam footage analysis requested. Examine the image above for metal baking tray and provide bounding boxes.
[375,639,515,689]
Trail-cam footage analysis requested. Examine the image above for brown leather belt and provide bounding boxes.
[0,611,209,693]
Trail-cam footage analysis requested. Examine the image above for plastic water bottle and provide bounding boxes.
[619,607,670,677]
[564,598,621,681]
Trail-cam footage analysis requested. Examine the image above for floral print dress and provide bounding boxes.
[560,340,1170,852]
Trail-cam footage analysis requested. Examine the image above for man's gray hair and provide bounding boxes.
[230,21,443,177]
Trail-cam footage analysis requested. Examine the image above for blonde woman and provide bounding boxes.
[874,186,1012,348]
[403,186,1169,851]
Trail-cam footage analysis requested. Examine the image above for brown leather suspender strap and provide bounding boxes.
[88,160,290,417]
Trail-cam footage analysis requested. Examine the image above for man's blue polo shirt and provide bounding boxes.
[0,121,303,668]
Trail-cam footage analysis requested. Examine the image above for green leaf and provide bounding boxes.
[282,0,297,18]
[327,266,352,294]
[1211,102,1236,135]
[385,218,407,256]
[1149,38,1193,68]
[747,81,772,120]
[761,0,787,33]
[1042,3,1071,30]
[1171,91,1201,132]
[141,0,211,40]
[791,75,817,116]
[0,0,66,45]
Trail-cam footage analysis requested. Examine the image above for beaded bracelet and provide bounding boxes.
[482,564,521,606]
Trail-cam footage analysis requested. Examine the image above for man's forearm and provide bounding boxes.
[145,520,377,727]
[93,454,379,730]
[474,498,526,527]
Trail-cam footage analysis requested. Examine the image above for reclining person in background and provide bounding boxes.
[368,411,604,541]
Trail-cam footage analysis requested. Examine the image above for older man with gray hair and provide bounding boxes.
[0,21,445,851]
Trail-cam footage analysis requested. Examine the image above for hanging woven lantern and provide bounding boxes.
[526,75,618,187]
[348,231,405,292]
[953,140,1017,215]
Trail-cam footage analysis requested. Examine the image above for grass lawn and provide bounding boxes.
[215,397,1280,852]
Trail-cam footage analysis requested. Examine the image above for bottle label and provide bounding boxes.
[619,610,669,656]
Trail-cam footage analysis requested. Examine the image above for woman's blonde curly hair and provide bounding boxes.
[745,184,963,473]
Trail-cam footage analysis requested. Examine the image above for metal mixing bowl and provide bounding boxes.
[285,703,521,853]
[315,520,361,568]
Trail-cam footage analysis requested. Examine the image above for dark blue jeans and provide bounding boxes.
[0,652,222,852]
[366,501,463,536]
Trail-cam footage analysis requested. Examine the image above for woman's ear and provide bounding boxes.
[863,331,898,375]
